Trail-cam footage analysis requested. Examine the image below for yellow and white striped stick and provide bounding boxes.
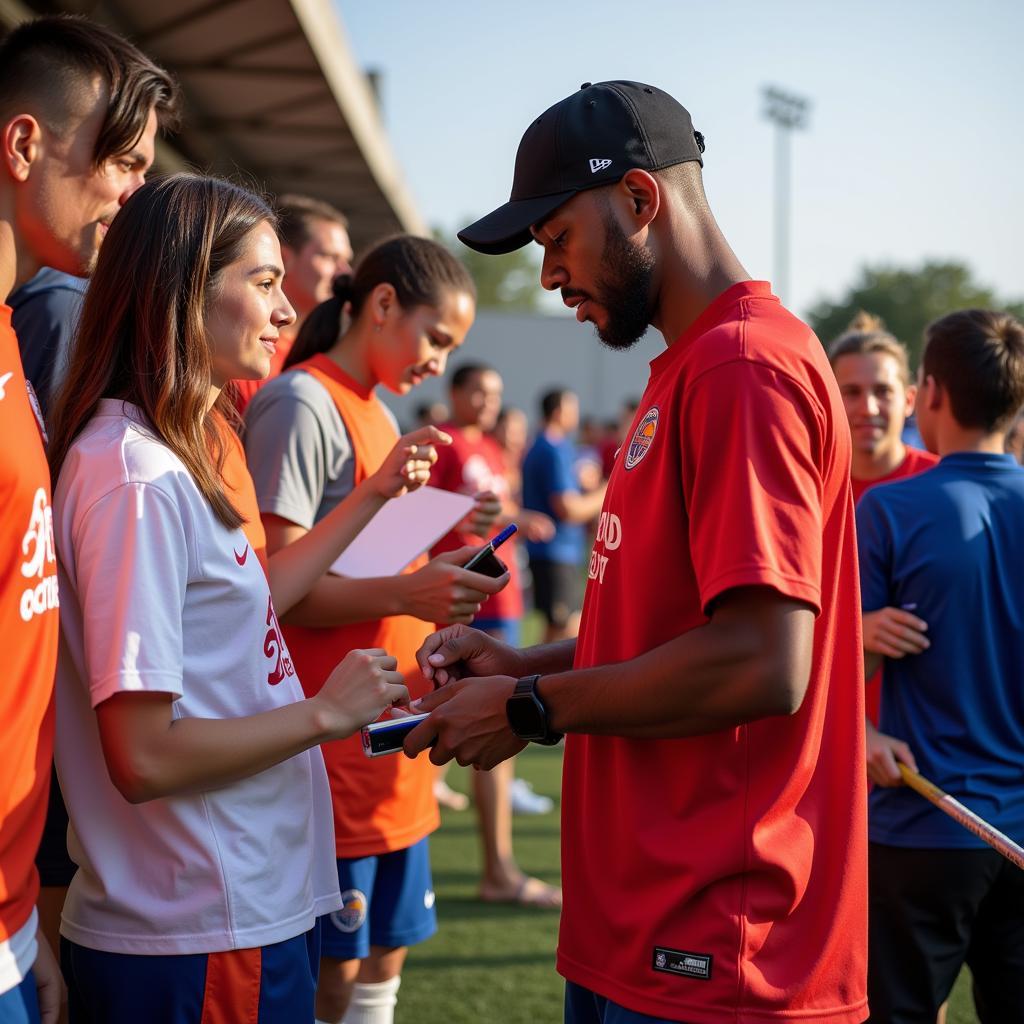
[898,764,1024,872]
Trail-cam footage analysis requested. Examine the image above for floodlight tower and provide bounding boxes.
[762,86,810,305]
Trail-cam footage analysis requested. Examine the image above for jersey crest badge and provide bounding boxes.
[332,889,368,933]
[624,407,659,470]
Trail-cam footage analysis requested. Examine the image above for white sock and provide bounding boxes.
[341,976,401,1024]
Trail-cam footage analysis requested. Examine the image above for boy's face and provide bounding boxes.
[13,78,157,278]
[834,351,914,459]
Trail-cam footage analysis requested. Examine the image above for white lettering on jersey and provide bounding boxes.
[20,487,58,621]
[588,512,623,586]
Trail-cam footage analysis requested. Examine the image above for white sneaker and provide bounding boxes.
[510,777,554,815]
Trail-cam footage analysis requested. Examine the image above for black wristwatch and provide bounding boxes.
[506,674,563,745]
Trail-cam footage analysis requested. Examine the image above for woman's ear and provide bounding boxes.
[366,282,398,331]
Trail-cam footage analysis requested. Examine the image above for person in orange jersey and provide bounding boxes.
[244,237,503,1024]
[47,174,422,1024]
[0,14,180,1023]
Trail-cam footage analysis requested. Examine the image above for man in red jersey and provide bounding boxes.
[0,16,178,1023]
[828,314,937,731]
[407,81,867,1024]
[430,362,560,904]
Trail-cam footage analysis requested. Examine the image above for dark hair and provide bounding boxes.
[0,15,179,167]
[276,193,348,251]
[828,311,911,385]
[921,310,1024,433]
[541,388,573,421]
[49,174,276,529]
[284,234,476,370]
[450,362,495,390]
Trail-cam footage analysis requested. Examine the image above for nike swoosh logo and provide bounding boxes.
[0,372,12,400]
[234,546,249,566]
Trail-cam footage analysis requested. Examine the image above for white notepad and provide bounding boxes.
[329,486,476,578]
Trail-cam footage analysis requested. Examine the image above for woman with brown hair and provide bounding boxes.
[243,237,504,1024]
[47,173,428,1023]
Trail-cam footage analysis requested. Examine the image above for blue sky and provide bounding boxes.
[337,0,1023,322]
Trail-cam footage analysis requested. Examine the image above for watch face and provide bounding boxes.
[507,691,545,739]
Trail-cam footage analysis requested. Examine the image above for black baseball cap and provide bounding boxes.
[458,80,705,256]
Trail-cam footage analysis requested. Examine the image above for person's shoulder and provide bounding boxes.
[247,367,333,419]
[10,269,87,311]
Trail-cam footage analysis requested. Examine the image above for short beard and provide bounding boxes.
[592,210,656,351]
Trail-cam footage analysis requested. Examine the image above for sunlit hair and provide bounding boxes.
[49,173,276,529]
[827,311,911,386]
[0,15,179,167]
[922,309,1024,433]
[284,234,476,370]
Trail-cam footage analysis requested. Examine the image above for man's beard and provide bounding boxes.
[592,213,656,351]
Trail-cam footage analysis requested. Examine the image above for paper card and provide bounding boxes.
[329,486,476,578]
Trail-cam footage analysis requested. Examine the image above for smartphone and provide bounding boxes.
[462,546,508,578]
[361,713,431,757]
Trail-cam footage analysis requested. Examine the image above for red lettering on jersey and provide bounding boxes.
[263,596,295,685]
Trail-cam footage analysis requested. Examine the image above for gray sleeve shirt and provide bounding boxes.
[243,370,357,528]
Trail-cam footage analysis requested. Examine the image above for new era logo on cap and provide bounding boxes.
[589,158,612,173]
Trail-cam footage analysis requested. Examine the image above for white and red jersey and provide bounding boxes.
[0,307,58,994]
[53,400,339,955]
[559,283,867,1022]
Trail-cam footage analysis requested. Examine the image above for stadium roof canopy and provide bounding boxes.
[0,0,427,251]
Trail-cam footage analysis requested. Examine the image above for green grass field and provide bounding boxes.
[397,742,979,1024]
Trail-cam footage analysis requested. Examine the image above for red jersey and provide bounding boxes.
[0,307,59,946]
[851,447,938,724]
[430,425,523,621]
[232,329,296,416]
[560,283,867,1022]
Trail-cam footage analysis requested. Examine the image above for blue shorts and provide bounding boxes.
[472,618,521,647]
[60,926,319,1023]
[564,981,683,1024]
[0,973,40,1024]
[320,838,436,961]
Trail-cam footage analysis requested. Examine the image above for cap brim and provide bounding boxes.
[457,190,578,255]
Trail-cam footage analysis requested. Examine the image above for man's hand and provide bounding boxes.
[415,623,525,687]
[33,929,65,1024]
[461,491,502,538]
[862,607,929,659]
[866,719,918,787]
[404,676,528,770]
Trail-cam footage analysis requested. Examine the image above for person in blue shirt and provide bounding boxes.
[11,268,87,417]
[521,388,605,642]
[856,308,1024,1023]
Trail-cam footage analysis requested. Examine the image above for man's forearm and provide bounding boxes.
[536,601,812,739]
[517,637,577,676]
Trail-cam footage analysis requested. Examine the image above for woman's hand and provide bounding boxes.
[314,648,409,738]
[398,547,509,624]
[369,426,452,500]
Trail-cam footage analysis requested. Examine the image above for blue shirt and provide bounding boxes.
[10,268,87,415]
[522,431,585,564]
[857,452,1024,848]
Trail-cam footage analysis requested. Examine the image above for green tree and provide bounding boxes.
[435,227,542,311]
[808,261,1024,367]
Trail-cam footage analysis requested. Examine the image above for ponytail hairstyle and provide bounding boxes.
[284,234,476,370]
[48,173,276,530]
[827,311,911,385]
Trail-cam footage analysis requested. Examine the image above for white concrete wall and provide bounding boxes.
[380,309,663,430]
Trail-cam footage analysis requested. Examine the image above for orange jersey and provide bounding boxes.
[0,307,59,942]
[232,330,296,417]
[282,355,438,858]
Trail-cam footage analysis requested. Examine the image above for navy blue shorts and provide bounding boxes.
[319,838,436,961]
[564,981,688,1024]
[0,973,40,1024]
[60,925,319,1023]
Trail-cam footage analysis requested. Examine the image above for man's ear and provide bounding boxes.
[618,168,660,231]
[3,114,41,183]
[921,374,942,411]
[904,383,917,418]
